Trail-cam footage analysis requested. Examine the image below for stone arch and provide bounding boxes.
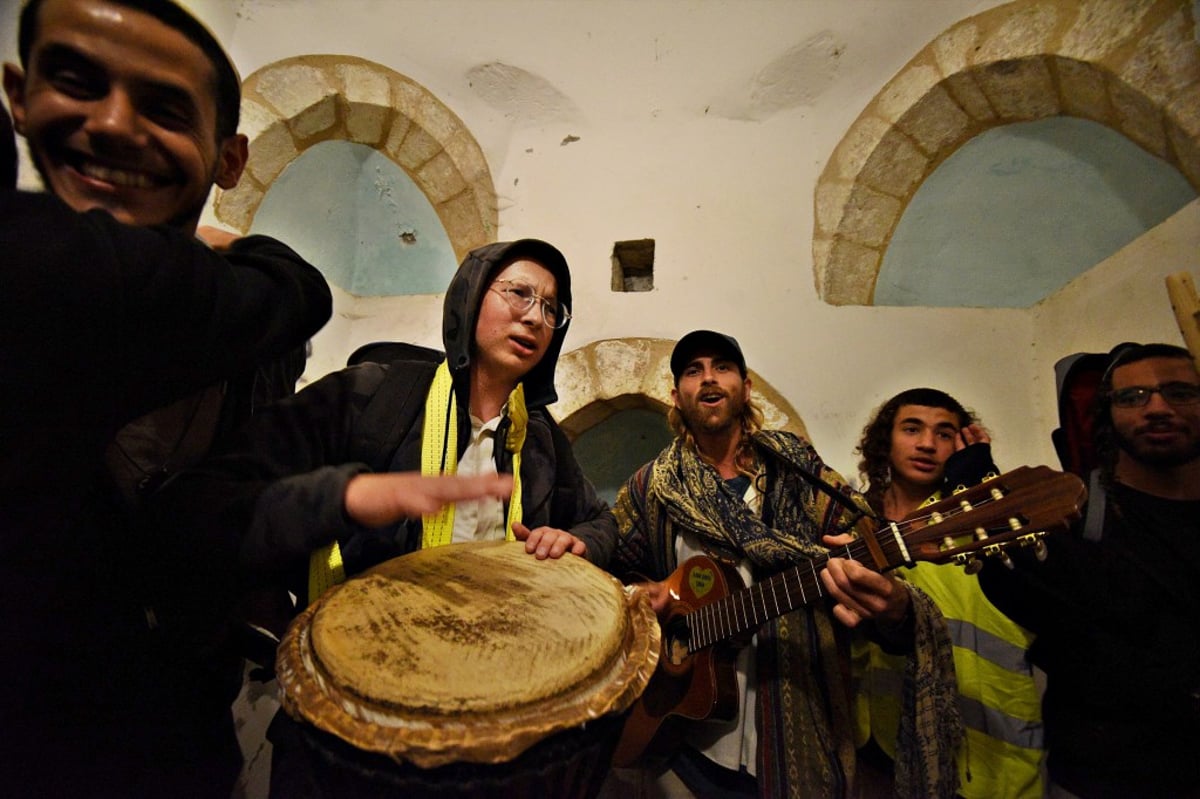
[551,338,811,441]
[814,0,1200,306]
[214,55,497,262]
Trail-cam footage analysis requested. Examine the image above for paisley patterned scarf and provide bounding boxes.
[647,431,961,798]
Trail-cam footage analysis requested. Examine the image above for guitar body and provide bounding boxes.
[612,555,745,767]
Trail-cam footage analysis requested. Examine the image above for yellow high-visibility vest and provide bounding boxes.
[854,562,1044,798]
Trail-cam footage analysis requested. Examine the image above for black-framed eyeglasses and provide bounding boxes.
[490,279,571,329]
[1109,382,1200,408]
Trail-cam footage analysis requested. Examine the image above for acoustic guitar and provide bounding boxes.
[612,465,1087,766]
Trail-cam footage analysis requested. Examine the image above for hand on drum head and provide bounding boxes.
[344,472,514,528]
[513,521,588,560]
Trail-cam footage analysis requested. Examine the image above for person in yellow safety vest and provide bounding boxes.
[852,388,1045,798]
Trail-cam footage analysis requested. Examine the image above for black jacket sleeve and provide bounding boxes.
[0,190,331,425]
[147,364,387,605]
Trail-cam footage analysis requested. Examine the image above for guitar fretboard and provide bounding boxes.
[682,505,1004,652]
[683,549,841,652]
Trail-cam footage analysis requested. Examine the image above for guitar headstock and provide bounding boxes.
[895,465,1087,570]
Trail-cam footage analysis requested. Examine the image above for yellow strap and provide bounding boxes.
[307,539,344,606]
[421,361,459,548]
[504,383,526,538]
[306,362,527,604]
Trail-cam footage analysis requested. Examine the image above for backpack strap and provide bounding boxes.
[1082,468,1107,542]
[348,358,441,471]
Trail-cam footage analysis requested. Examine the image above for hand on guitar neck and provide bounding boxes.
[820,532,912,629]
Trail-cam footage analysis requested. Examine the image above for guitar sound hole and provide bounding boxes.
[664,619,691,667]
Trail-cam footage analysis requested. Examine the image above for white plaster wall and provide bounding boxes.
[1030,198,1200,443]
[213,0,1046,480]
[5,0,1193,480]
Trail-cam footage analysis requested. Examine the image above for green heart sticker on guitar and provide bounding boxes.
[688,566,714,598]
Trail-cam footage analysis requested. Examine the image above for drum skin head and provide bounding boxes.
[277,540,660,768]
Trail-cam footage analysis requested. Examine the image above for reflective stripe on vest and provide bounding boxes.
[854,563,1044,798]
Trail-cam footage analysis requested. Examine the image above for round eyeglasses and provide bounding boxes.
[490,279,571,329]
[1109,382,1200,408]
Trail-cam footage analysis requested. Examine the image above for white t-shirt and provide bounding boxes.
[675,476,762,776]
[450,413,506,542]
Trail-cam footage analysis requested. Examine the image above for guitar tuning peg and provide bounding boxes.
[999,551,1015,570]
[962,557,983,575]
[1033,538,1048,561]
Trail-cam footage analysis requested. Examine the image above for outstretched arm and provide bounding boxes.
[346,472,513,528]
[1,191,331,419]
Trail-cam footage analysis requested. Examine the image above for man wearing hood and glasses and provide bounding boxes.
[151,239,610,796]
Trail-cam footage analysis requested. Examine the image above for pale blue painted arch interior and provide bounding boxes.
[249,141,458,296]
[877,118,1197,308]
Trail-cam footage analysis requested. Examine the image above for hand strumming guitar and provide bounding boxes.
[630,580,672,618]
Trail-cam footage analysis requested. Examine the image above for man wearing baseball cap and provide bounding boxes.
[601,330,960,798]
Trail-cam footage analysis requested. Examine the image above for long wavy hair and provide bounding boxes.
[668,390,765,478]
[856,388,977,513]
[1092,342,1195,487]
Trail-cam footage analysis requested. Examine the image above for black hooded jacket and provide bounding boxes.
[0,188,332,796]
[151,239,610,609]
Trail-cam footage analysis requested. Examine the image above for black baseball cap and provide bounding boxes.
[670,330,747,382]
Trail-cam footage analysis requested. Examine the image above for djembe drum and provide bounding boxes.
[276,540,660,798]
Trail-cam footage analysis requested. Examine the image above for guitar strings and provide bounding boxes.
[684,487,1013,652]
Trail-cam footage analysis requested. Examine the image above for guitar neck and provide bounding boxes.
[680,466,1087,654]
[683,542,871,652]
[682,513,953,651]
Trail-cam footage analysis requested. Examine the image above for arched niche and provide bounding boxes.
[814,0,1200,306]
[551,337,811,442]
[213,54,497,263]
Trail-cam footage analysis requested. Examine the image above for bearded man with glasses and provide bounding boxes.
[980,342,1200,799]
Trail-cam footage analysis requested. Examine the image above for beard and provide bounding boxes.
[680,390,746,436]
[1113,423,1200,469]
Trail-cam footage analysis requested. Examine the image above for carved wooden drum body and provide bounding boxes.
[277,540,659,798]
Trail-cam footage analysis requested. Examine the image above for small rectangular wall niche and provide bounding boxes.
[612,239,655,292]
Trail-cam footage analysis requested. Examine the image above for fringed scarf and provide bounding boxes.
[646,431,961,799]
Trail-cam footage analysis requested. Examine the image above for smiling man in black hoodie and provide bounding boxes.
[1,2,336,795]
